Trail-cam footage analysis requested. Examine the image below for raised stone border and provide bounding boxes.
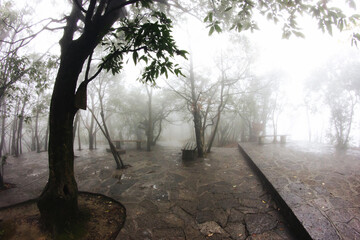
[238,143,312,240]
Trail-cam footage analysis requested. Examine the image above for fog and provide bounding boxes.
[2,0,360,158]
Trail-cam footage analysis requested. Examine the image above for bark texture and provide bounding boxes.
[37,0,127,233]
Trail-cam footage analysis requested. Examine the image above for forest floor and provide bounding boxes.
[0,145,296,239]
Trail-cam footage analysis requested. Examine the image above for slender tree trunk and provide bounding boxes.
[31,129,36,151]
[146,86,153,151]
[77,116,81,150]
[0,157,4,189]
[153,119,162,145]
[91,108,123,169]
[73,112,79,144]
[17,115,24,155]
[94,131,97,149]
[11,108,18,156]
[17,99,27,155]
[189,55,204,157]
[0,101,6,157]
[207,113,221,153]
[89,113,94,149]
[207,80,225,153]
[35,107,41,153]
[44,119,49,151]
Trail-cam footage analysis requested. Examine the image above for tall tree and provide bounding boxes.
[36,0,186,234]
[33,0,357,235]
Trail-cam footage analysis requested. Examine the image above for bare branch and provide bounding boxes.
[73,0,88,14]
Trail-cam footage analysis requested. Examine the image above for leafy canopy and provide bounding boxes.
[203,0,360,44]
[100,11,188,83]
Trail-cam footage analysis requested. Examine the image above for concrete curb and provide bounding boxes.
[238,143,312,240]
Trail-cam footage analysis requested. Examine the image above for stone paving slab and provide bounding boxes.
[239,142,360,240]
[0,146,297,239]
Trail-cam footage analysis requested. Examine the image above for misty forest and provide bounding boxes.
[0,0,360,239]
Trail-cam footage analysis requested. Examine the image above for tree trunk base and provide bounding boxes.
[37,182,78,236]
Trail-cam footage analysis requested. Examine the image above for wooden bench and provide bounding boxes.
[258,135,287,144]
[113,140,144,150]
[182,142,197,160]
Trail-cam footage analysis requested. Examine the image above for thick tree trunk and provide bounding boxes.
[37,56,81,234]
[37,34,91,235]
[37,0,128,234]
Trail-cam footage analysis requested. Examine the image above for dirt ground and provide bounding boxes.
[0,192,126,240]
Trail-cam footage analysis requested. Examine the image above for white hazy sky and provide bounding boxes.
[15,1,360,143]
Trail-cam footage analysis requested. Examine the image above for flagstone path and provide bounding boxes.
[0,146,296,239]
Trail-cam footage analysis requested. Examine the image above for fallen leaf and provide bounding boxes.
[208,233,214,237]
[262,200,266,204]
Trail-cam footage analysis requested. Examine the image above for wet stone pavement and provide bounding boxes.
[0,146,296,239]
[239,142,360,240]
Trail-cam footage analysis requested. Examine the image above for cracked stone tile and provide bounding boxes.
[244,213,278,235]
[224,222,246,240]
[152,227,186,240]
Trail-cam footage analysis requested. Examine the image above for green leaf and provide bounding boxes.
[224,7,232,12]
[339,19,344,31]
[292,30,305,38]
[209,12,213,22]
[325,21,333,35]
[282,31,291,39]
[209,26,215,36]
[132,51,138,64]
[214,24,222,33]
